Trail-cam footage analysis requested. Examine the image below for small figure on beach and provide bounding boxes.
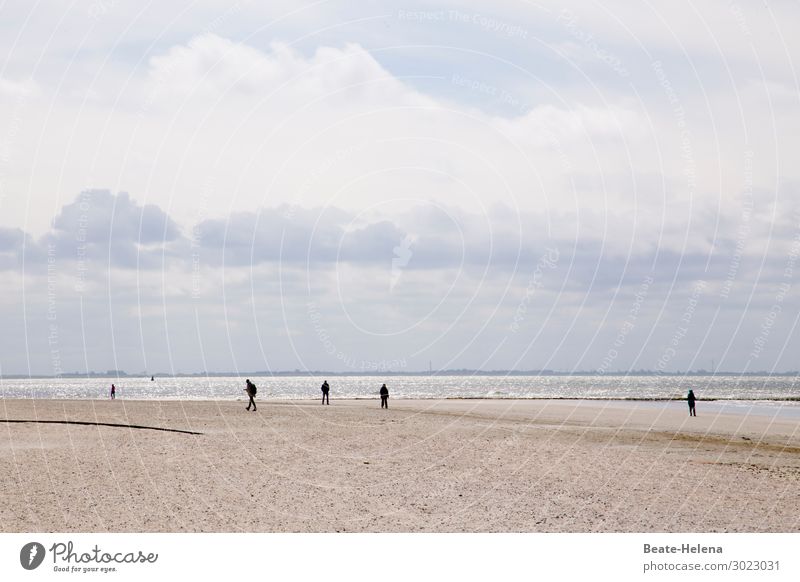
[687,389,697,417]
[380,384,389,409]
[321,380,330,405]
[110,383,116,399]
[245,379,257,412]
[151,376,154,382]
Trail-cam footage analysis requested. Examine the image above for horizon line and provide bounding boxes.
[3,369,799,379]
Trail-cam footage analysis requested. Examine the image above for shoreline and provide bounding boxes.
[4,395,800,402]
[5,374,798,403]
[7,372,800,378]
[4,396,800,419]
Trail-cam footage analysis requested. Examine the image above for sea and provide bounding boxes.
[2,374,798,403]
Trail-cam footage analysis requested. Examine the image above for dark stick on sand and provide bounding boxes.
[0,419,203,435]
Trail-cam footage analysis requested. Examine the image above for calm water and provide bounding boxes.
[1,374,798,402]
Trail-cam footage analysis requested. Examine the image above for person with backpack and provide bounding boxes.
[380,383,389,409]
[245,379,257,412]
[321,380,330,405]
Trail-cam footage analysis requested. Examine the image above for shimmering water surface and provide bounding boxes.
[1,374,798,402]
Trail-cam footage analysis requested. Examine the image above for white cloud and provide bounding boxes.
[493,102,644,146]
[146,34,431,108]
[0,76,39,98]
[1,32,657,236]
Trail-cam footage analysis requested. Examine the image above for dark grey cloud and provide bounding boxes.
[51,190,180,244]
[194,205,349,265]
[0,191,189,273]
[0,227,37,269]
[3,191,799,375]
[193,203,544,272]
[34,190,185,270]
[2,190,796,304]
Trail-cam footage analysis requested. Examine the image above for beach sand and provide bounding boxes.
[1,398,798,532]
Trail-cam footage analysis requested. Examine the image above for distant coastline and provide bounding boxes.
[3,369,799,379]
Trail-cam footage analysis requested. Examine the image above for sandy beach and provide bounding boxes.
[1,398,798,532]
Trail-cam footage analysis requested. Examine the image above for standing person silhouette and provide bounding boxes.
[380,384,389,409]
[321,380,330,405]
[110,384,116,399]
[687,389,697,417]
[245,379,257,412]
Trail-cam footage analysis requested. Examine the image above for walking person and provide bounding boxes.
[245,379,257,412]
[110,383,116,399]
[687,389,697,417]
[380,383,389,409]
[321,380,330,405]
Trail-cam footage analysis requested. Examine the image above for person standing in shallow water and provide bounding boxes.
[321,380,330,405]
[380,384,389,409]
[245,379,257,412]
[687,389,697,417]
[110,384,116,399]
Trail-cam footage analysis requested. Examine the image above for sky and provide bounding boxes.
[1,0,799,376]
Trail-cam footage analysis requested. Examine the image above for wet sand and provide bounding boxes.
[1,398,798,532]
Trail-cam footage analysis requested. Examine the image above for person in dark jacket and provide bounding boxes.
[245,379,257,412]
[380,384,389,409]
[321,380,330,405]
[687,389,697,417]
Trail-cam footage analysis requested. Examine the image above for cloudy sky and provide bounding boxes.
[1,1,799,376]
